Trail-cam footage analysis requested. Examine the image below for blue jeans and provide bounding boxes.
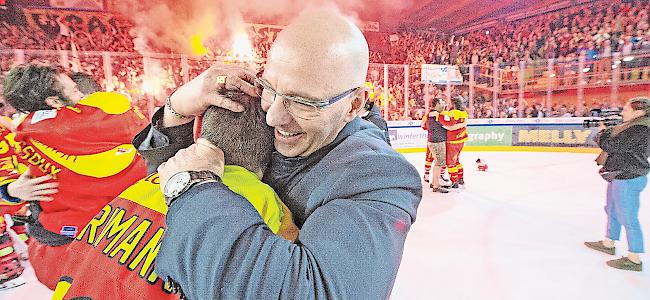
[606,176,648,253]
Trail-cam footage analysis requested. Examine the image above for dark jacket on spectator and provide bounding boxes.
[598,124,650,180]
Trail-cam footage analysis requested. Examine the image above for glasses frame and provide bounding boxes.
[256,78,359,119]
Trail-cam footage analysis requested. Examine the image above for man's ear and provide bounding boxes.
[345,89,369,122]
[44,96,64,109]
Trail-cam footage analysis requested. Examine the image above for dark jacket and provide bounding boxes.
[362,104,391,145]
[133,110,422,300]
[598,125,650,180]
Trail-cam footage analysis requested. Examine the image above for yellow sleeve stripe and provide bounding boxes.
[52,279,73,300]
[117,175,167,215]
[78,92,133,115]
[31,140,139,178]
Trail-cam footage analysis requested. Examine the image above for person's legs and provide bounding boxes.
[605,181,621,246]
[431,142,448,193]
[446,143,462,185]
[456,143,465,185]
[606,176,647,271]
[615,176,647,259]
[423,145,434,182]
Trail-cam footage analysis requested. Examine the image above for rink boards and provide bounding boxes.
[387,118,601,153]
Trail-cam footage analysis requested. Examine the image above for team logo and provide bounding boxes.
[60,226,78,238]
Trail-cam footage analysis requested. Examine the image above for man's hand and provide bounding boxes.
[163,65,260,127]
[7,169,58,202]
[158,138,225,189]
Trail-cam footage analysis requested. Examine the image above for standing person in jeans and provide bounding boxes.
[585,97,650,272]
[426,98,449,193]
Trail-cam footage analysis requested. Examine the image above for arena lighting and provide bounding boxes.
[623,56,635,62]
[232,31,254,60]
[485,30,490,35]
[549,73,556,77]
[582,67,591,72]
[142,80,154,94]
[612,64,618,69]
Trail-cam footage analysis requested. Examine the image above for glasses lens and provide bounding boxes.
[285,99,319,120]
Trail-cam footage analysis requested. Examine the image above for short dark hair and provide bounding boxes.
[452,96,465,111]
[200,92,274,175]
[69,72,101,96]
[2,64,65,113]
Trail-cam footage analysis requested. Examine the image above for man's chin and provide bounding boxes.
[275,140,312,158]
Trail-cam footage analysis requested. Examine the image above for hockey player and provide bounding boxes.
[1,64,148,289]
[439,97,469,188]
[52,92,298,300]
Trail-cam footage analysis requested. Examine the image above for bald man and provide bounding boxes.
[133,8,421,299]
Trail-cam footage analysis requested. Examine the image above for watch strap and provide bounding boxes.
[165,170,221,207]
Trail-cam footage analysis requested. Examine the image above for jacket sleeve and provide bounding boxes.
[154,154,421,300]
[132,108,195,173]
[599,126,649,154]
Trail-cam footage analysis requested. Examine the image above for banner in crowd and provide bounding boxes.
[49,0,104,11]
[22,8,123,35]
[387,120,600,150]
[421,64,463,85]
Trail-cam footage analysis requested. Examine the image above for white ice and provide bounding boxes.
[2,151,649,300]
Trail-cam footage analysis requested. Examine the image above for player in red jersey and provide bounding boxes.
[439,97,469,188]
[52,92,298,300]
[2,64,148,289]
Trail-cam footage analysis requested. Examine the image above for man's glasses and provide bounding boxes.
[256,78,359,120]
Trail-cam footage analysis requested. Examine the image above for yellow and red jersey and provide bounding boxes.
[0,118,25,215]
[439,109,469,144]
[53,167,289,300]
[12,92,148,238]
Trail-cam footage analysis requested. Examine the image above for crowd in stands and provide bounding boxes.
[1,0,649,120]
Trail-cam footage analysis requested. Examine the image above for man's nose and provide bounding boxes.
[266,98,294,127]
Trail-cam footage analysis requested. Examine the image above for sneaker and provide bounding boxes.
[431,183,452,189]
[584,241,615,255]
[450,183,459,189]
[458,178,465,186]
[606,257,642,272]
[432,187,449,193]
[423,174,430,183]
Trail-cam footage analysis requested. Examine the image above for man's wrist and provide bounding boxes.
[161,92,195,128]
[164,170,222,207]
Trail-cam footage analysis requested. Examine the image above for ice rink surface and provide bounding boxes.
[2,151,649,300]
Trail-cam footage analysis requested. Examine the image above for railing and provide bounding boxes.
[1,49,649,121]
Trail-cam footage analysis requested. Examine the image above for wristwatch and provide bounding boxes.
[163,170,221,206]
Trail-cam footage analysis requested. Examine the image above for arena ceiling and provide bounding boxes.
[400,0,567,32]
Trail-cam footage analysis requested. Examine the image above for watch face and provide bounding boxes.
[164,171,192,198]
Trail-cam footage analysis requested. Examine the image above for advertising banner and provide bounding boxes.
[466,126,512,146]
[387,120,600,150]
[421,64,463,85]
[512,125,599,148]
